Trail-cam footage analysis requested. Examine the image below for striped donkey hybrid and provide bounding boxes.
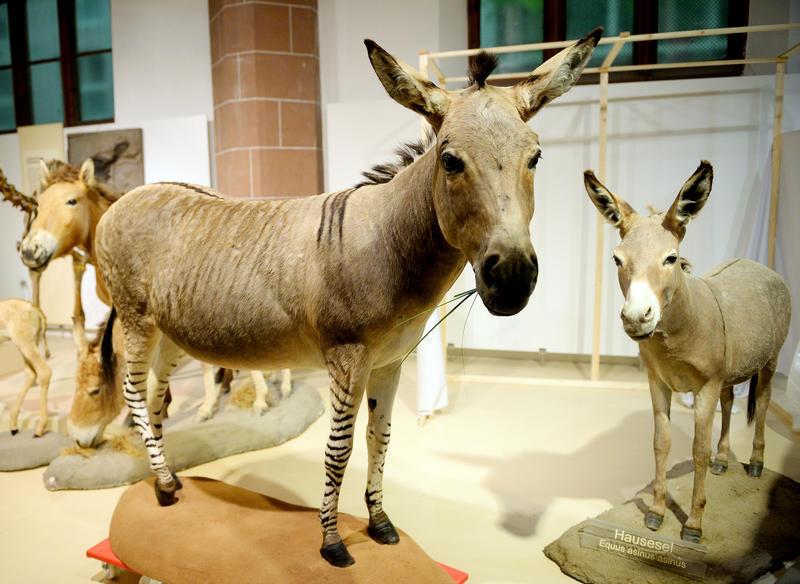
[95,29,601,566]
[583,162,791,543]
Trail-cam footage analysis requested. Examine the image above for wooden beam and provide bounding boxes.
[768,60,785,269]
[426,23,800,60]
[591,70,610,383]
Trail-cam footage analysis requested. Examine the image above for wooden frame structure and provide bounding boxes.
[420,24,800,385]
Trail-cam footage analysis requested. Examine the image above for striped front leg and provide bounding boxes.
[364,361,402,545]
[319,345,369,567]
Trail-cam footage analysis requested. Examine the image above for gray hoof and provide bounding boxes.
[644,511,663,530]
[748,461,763,477]
[367,519,400,545]
[710,460,728,475]
[681,526,702,543]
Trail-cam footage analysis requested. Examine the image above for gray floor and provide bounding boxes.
[1,335,798,583]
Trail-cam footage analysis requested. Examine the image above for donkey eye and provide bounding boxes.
[613,254,623,267]
[440,152,464,174]
[87,386,101,396]
[528,152,542,169]
[66,198,78,206]
[663,253,678,267]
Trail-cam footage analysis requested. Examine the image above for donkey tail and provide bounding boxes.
[747,373,758,425]
[101,306,117,383]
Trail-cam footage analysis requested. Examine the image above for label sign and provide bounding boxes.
[578,519,707,580]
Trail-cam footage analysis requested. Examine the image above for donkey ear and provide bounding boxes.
[365,39,450,130]
[79,158,96,186]
[39,159,51,189]
[511,27,602,122]
[584,170,636,234]
[664,160,713,240]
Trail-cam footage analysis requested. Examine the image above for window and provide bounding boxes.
[0,0,113,133]
[469,0,749,83]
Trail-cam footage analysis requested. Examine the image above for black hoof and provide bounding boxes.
[681,526,702,543]
[10,429,18,436]
[368,519,400,545]
[320,541,354,567]
[748,461,763,478]
[710,460,728,475]
[644,511,663,531]
[154,482,178,506]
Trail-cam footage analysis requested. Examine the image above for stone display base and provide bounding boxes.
[110,476,455,584]
[43,381,324,490]
[545,460,800,584]
[0,429,73,471]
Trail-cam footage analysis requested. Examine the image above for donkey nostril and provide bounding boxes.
[482,254,501,286]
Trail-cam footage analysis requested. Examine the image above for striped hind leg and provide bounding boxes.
[120,321,179,505]
[364,361,402,545]
[147,335,184,494]
[748,360,776,477]
[319,345,370,567]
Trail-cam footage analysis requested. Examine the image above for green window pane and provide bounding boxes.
[657,0,729,63]
[26,0,61,62]
[567,0,634,67]
[77,52,113,121]
[481,0,544,75]
[0,4,11,67]
[30,61,63,124]
[0,68,16,131]
[75,0,112,53]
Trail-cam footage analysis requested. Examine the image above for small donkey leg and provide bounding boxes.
[71,251,87,323]
[364,361,402,545]
[319,345,370,568]
[711,385,734,475]
[9,362,36,435]
[749,362,775,478]
[195,362,220,422]
[250,370,269,415]
[683,383,719,543]
[646,378,672,530]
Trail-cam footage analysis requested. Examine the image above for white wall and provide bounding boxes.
[319,1,800,369]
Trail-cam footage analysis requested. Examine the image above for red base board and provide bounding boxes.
[87,538,468,583]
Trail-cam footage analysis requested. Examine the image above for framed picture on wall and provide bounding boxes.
[67,128,144,194]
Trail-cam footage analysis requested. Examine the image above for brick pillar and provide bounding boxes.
[209,0,322,198]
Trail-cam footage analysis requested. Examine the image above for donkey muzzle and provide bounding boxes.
[477,252,538,316]
[20,232,56,270]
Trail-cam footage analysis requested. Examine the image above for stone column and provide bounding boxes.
[209,0,322,198]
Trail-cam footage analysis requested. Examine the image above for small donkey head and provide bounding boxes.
[365,28,601,315]
[583,161,713,339]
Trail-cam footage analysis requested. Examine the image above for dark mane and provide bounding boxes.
[469,51,499,88]
[42,159,121,205]
[354,131,436,188]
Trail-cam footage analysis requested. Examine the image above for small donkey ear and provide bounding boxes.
[664,160,713,240]
[79,158,96,186]
[365,39,450,130]
[511,27,602,121]
[39,159,51,189]
[584,170,636,234]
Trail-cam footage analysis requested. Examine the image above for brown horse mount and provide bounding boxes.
[95,29,602,567]
[584,162,791,544]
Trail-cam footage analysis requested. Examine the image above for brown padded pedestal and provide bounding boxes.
[110,476,454,583]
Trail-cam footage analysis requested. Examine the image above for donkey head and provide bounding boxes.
[20,158,96,270]
[366,29,601,315]
[584,161,713,339]
[68,314,122,447]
